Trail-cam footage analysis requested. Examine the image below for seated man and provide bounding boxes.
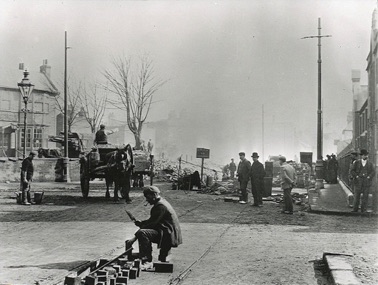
[126,186,182,270]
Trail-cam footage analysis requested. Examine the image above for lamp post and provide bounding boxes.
[18,70,34,158]
[302,18,331,190]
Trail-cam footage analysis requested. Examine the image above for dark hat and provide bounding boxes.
[278,156,286,162]
[143,186,161,195]
[251,152,259,158]
[239,152,245,156]
[360,149,369,155]
[100,124,105,129]
[29,151,37,156]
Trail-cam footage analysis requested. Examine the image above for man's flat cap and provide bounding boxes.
[143,186,161,195]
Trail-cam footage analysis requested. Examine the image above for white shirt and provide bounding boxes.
[362,159,367,167]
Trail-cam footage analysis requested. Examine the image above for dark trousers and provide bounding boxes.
[251,181,263,205]
[21,181,31,203]
[230,171,235,179]
[135,229,171,262]
[283,187,293,212]
[239,180,248,202]
[353,185,370,212]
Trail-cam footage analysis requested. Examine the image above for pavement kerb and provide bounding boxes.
[338,180,354,208]
[323,253,361,285]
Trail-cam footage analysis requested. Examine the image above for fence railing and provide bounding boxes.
[337,144,355,192]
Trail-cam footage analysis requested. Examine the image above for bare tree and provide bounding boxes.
[103,55,165,148]
[49,78,83,132]
[80,83,107,133]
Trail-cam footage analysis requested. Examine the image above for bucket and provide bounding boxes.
[16,192,22,204]
[34,192,44,204]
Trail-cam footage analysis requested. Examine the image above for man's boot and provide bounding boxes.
[22,191,30,206]
[27,192,35,205]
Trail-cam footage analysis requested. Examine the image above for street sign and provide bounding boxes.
[196,148,210,159]
[300,152,313,165]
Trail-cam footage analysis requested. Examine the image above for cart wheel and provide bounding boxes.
[81,176,90,198]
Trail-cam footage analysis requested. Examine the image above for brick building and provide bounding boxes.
[0,60,59,157]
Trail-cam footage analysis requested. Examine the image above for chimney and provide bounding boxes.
[40,59,51,78]
[351,69,360,83]
[19,63,24,70]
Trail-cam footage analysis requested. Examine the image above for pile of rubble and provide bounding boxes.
[153,158,222,184]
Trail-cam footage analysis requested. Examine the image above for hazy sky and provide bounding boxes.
[1,0,376,163]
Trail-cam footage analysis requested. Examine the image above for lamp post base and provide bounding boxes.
[315,159,324,191]
[62,157,71,183]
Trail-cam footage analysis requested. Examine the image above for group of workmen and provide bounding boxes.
[324,153,339,184]
[233,152,297,214]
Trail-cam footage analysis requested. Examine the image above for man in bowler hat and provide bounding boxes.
[237,152,251,204]
[350,149,375,213]
[250,152,266,206]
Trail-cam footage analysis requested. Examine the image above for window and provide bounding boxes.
[34,102,43,112]
[0,100,10,110]
[21,128,43,148]
[33,128,42,148]
[21,128,32,148]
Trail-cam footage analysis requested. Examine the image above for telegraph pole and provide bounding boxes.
[301,18,331,190]
[262,104,264,162]
[63,31,70,182]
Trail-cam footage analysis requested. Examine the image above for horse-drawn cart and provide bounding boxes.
[79,144,154,199]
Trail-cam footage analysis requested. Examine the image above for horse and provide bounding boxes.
[104,144,134,202]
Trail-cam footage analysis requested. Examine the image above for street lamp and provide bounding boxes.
[18,70,34,158]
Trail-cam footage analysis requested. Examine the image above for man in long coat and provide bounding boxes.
[125,186,182,269]
[237,152,251,204]
[279,156,296,214]
[250,152,266,206]
[350,149,376,213]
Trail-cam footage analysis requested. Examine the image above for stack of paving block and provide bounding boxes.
[84,254,141,285]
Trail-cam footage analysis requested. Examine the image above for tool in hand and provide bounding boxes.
[124,209,136,222]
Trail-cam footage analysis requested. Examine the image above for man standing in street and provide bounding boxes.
[229,158,236,179]
[20,151,37,205]
[250,152,266,207]
[279,156,296,214]
[351,149,376,213]
[237,152,251,204]
[125,186,182,270]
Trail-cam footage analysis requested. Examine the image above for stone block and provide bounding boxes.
[112,265,122,273]
[84,275,97,285]
[121,269,129,277]
[116,276,128,284]
[129,268,138,279]
[118,258,128,267]
[325,256,353,271]
[331,270,360,285]
[97,275,109,283]
[64,276,82,285]
[153,262,174,273]
[96,270,108,276]
[133,259,141,269]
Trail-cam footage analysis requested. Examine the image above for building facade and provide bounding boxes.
[0,60,59,157]
[366,7,378,176]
